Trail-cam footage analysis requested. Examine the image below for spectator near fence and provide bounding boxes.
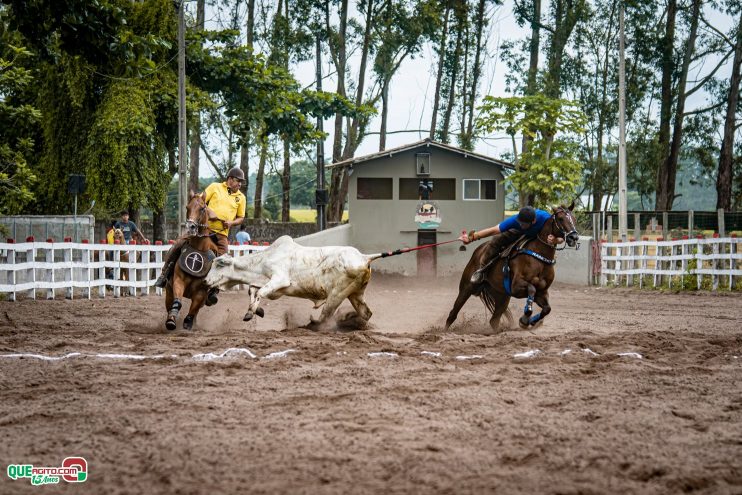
[235,224,251,245]
[114,210,148,244]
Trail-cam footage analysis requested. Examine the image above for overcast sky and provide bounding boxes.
[197,0,735,177]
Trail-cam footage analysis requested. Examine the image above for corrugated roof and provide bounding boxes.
[325,138,514,170]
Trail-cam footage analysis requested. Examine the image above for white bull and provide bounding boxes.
[204,236,385,329]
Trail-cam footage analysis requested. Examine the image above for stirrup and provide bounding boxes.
[154,263,172,288]
[470,269,484,284]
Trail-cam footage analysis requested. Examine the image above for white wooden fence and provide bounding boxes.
[0,239,268,301]
[600,236,741,290]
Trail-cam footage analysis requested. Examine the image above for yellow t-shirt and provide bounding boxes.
[204,181,246,236]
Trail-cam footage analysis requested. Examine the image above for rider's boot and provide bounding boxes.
[470,252,499,285]
[154,262,173,288]
[205,287,219,306]
[470,232,516,285]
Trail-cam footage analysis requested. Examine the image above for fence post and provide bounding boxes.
[688,210,694,238]
[653,237,661,288]
[64,238,73,300]
[640,237,648,288]
[81,240,91,299]
[6,240,17,301]
[113,242,121,298]
[44,239,54,300]
[681,236,689,288]
[127,242,137,297]
[712,234,720,291]
[662,212,669,240]
[592,212,600,242]
[626,237,636,287]
[142,242,150,296]
[98,241,107,298]
[616,240,623,286]
[696,235,703,290]
[607,215,613,243]
[600,241,607,286]
[154,242,163,297]
[731,234,738,290]
[25,237,36,300]
[634,213,641,241]
[718,208,725,237]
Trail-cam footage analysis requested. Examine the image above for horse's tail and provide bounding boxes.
[480,286,513,327]
[480,286,498,315]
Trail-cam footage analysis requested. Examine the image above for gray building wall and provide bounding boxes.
[346,146,507,276]
[554,236,594,285]
[1,215,95,243]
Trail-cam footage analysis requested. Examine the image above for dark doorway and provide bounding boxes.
[417,230,437,277]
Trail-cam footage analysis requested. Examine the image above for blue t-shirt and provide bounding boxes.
[498,209,551,237]
[236,231,251,245]
[113,220,138,243]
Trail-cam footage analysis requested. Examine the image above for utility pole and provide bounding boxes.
[177,0,188,232]
[315,31,327,231]
[618,1,628,242]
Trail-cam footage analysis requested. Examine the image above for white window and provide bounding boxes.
[463,179,497,201]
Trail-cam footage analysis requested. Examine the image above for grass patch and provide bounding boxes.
[290,209,349,222]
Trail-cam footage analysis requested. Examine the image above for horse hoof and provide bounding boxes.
[243,311,253,322]
[518,316,530,329]
[183,316,194,330]
[255,307,265,318]
[166,318,177,331]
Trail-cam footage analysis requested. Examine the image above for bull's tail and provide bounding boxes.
[364,253,388,264]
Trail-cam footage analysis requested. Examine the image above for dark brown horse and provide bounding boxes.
[165,192,219,331]
[445,204,580,332]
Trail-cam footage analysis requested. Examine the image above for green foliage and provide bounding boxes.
[84,79,168,211]
[477,94,587,205]
[0,19,38,214]
[188,36,369,145]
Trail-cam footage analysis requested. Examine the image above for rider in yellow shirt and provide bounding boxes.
[154,167,246,306]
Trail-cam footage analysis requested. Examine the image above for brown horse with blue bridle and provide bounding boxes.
[164,192,220,331]
[445,204,580,332]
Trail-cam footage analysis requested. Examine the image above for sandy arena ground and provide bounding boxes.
[1,275,741,494]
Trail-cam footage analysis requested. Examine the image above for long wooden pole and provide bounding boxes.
[618,1,628,241]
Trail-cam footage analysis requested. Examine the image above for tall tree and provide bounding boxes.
[477,95,587,205]
[717,6,742,211]
[656,0,701,211]
[373,0,437,150]
[439,0,468,144]
[430,1,451,139]
[323,0,380,223]
[188,0,206,195]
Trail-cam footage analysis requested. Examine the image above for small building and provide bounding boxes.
[328,138,514,276]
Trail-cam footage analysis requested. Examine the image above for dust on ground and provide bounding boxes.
[1,274,741,494]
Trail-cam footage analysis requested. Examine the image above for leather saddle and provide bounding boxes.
[177,245,216,278]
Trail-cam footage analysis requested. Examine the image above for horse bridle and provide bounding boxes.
[185,199,210,236]
[538,207,579,251]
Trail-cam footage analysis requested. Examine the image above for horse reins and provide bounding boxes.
[537,208,578,251]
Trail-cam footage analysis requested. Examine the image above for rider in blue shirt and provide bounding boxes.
[461,206,560,283]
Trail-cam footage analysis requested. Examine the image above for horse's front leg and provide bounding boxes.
[518,282,537,329]
[527,291,551,327]
[183,283,206,331]
[166,268,187,330]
